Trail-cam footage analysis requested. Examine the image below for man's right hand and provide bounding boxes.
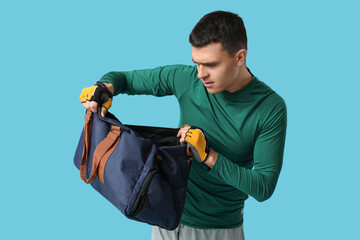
[80,82,114,117]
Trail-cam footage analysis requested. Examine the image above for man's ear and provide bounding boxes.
[235,49,247,66]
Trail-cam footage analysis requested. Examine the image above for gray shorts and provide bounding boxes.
[151,224,245,240]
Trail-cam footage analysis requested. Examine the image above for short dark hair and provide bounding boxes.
[189,11,247,56]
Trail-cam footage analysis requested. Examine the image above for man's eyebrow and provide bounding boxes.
[192,59,218,65]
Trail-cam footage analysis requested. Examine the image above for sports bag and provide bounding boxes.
[73,111,192,230]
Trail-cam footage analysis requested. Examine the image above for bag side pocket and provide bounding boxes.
[126,168,178,229]
[129,169,158,217]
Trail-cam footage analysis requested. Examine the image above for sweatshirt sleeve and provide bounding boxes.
[99,64,196,98]
[208,99,287,202]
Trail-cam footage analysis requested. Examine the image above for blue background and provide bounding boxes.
[1,0,359,239]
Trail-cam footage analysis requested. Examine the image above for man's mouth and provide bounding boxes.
[203,81,215,88]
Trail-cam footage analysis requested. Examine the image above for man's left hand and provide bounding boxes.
[179,126,210,163]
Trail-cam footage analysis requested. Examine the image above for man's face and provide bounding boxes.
[192,42,241,94]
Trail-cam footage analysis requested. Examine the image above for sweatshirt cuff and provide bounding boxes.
[208,153,226,177]
[99,72,127,96]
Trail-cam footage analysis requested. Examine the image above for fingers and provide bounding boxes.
[82,102,107,118]
[176,129,181,138]
[177,124,190,137]
[177,125,191,144]
[100,106,108,118]
[81,101,99,113]
[89,101,99,112]
[82,102,89,111]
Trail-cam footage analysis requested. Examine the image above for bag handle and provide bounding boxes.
[80,111,122,184]
[80,111,93,183]
[93,125,121,184]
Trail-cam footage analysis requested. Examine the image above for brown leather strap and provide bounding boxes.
[80,111,93,183]
[80,111,122,184]
[95,125,122,184]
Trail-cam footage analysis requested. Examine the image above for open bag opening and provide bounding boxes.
[104,111,182,147]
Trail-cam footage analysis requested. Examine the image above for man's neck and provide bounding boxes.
[227,66,253,93]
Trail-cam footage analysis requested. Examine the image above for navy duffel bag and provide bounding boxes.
[73,111,192,230]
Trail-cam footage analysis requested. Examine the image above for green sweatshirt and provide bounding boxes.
[99,64,287,229]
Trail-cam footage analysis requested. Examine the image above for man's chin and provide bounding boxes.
[206,87,221,94]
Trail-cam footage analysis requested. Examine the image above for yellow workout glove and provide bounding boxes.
[184,127,210,163]
[79,82,113,110]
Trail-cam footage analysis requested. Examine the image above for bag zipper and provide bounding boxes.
[129,169,158,217]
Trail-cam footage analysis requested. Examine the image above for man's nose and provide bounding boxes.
[197,65,209,79]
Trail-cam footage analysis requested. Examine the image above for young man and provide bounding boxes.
[80,11,287,240]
